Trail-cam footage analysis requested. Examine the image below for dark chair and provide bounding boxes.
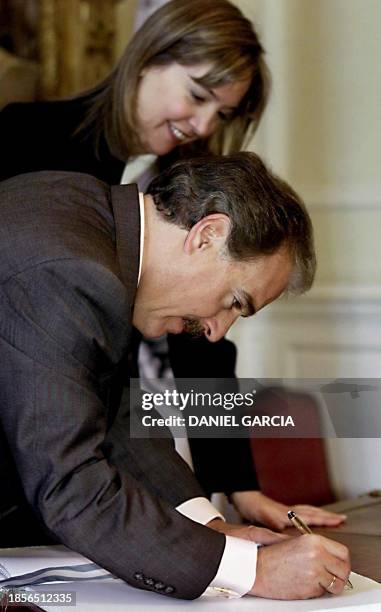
[250,388,335,506]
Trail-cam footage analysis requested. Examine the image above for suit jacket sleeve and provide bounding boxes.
[0,259,225,599]
[105,396,207,507]
[168,333,260,497]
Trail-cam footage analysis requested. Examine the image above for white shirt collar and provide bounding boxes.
[120,155,157,186]
[137,192,145,285]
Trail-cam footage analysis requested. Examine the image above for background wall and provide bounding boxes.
[228,0,381,499]
[115,0,139,58]
[115,0,381,499]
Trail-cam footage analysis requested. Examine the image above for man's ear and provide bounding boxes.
[183,214,231,254]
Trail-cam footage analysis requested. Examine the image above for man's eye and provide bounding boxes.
[232,298,242,311]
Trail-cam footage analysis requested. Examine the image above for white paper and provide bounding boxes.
[320,604,381,612]
[1,546,380,612]
[37,571,381,612]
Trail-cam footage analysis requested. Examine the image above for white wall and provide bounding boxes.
[229,0,381,499]
[115,0,381,498]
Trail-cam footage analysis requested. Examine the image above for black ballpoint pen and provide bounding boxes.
[288,510,353,590]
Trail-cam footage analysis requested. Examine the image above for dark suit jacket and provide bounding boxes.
[0,171,225,598]
[0,98,259,496]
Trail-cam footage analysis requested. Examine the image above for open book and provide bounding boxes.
[0,545,380,612]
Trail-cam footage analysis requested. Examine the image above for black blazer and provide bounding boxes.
[0,171,225,598]
[0,97,259,496]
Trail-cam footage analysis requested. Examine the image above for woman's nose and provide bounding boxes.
[189,108,217,138]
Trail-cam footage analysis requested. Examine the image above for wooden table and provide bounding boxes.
[319,494,381,582]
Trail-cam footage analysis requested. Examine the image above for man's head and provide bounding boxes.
[133,152,316,341]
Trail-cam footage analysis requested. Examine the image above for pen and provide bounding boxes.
[287,510,353,590]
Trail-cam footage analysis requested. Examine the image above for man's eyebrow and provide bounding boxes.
[241,290,256,317]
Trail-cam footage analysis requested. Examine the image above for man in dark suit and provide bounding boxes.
[0,96,344,534]
[0,152,351,600]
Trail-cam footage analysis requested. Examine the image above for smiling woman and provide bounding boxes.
[1,0,268,182]
[77,0,269,162]
[135,63,251,155]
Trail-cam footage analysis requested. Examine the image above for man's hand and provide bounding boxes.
[250,534,351,600]
[206,518,287,545]
[231,491,347,531]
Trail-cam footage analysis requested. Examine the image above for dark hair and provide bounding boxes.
[78,0,269,160]
[148,152,316,294]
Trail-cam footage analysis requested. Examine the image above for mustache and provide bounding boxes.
[182,318,205,337]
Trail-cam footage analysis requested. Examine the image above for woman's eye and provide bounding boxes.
[191,91,205,103]
[218,111,230,122]
[232,298,242,311]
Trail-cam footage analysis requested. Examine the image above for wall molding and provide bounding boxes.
[261,284,381,318]
[307,201,381,211]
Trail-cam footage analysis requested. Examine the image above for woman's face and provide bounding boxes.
[134,62,250,155]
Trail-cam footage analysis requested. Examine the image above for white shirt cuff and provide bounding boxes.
[208,535,258,598]
[176,498,257,598]
[176,496,224,525]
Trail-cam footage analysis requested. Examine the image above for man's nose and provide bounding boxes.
[189,108,217,138]
[203,312,240,343]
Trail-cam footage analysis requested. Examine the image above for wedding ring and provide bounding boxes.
[327,575,337,591]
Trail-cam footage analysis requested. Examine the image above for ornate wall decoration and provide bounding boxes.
[39,0,121,98]
[0,0,122,100]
